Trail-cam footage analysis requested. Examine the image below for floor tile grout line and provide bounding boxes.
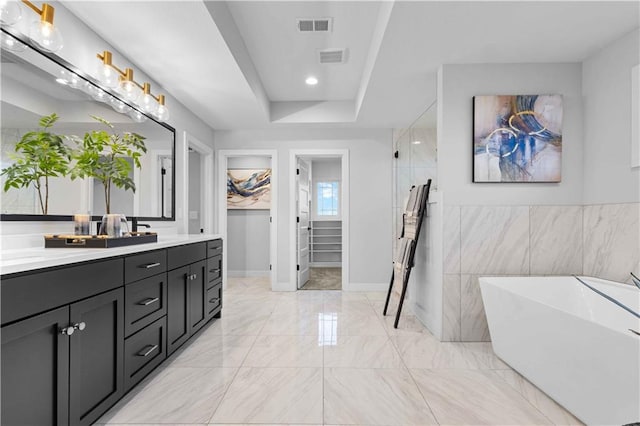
[393,340,441,425]
[487,369,563,426]
[206,284,273,425]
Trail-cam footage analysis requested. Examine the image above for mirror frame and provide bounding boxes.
[0,27,176,222]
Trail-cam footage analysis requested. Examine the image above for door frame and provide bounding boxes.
[217,149,278,290]
[182,131,214,234]
[289,149,349,291]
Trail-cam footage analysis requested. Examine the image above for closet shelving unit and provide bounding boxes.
[309,220,342,266]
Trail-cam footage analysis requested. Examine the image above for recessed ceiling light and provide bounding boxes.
[305,76,318,86]
[412,140,422,145]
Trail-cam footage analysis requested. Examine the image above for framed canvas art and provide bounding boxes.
[227,168,271,209]
[473,95,563,182]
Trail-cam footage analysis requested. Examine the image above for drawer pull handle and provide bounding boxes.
[138,297,159,306]
[137,344,159,357]
[209,298,220,304]
[141,262,161,269]
[209,268,221,274]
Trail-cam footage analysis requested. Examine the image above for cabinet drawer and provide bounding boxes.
[124,250,167,284]
[207,239,222,258]
[207,255,222,286]
[206,284,222,319]
[1,258,123,326]
[125,274,168,337]
[124,317,166,392]
[167,243,206,270]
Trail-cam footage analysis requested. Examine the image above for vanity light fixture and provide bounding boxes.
[96,50,170,121]
[411,140,422,145]
[21,0,63,52]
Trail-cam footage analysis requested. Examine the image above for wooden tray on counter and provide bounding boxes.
[44,232,158,248]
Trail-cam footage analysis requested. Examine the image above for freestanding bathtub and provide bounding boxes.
[479,276,640,426]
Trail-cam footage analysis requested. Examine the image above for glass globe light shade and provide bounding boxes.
[109,97,131,114]
[138,93,158,114]
[1,32,26,52]
[0,0,22,26]
[119,80,141,102]
[128,109,147,123]
[29,20,63,52]
[90,86,109,103]
[66,72,86,90]
[96,64,119,89]
[155,104,170,122]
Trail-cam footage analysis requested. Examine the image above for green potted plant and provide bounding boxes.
[1,113,71,215]
[71,115,146,214]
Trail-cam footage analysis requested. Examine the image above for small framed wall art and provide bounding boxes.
[227,168,271,209]
[473,94,563,182]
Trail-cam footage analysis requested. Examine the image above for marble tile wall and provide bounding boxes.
[583,203,640,282]
[442,203,640,342]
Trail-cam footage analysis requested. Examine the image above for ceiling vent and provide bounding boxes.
[297,18,333,32]
[318,48,348,64]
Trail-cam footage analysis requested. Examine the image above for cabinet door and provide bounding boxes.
[69,288,124,426]
[167,265,190,355]
[189,260,207,335]
[1,306,70,426]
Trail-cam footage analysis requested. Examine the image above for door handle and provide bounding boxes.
[136,344,159,357]
[138,297,159,306]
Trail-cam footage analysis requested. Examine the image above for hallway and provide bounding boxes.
[96,277,581,425]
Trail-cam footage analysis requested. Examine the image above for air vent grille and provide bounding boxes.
[297,18,333,32]
[318,48,347,64]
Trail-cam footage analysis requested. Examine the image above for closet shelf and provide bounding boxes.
[310,219,342,266]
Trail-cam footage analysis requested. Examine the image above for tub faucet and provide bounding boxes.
[630,272,640,290]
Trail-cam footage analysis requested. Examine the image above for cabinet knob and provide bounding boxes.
[60,326,75,336]
[73,322,86,331]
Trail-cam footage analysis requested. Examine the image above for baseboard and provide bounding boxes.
[346,282,388,292]
[227,270,270,277]
[310,262,342,267]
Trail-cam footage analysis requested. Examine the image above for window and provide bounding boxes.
[316,181,339,216]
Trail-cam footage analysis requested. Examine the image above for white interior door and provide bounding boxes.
[297,158,311,288]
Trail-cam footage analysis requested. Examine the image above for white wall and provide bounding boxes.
[583,29,640,204]
[215,128,393,288]
[1,2,216,238]
[438,63,584,205]
[188,151,201,234]
[226,156,271,274]
[311,158,342,221]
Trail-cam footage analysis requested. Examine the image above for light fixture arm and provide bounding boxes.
[21,0,55,25]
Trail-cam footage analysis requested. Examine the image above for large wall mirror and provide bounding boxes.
[0,29,175,221]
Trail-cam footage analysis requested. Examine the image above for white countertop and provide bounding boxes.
[0,234,222,276]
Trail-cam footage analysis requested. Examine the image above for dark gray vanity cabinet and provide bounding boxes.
[1,287,124,426]
[1,306,70,426]
[166,242,209,355]
[1,238,222,426]
[69,288,124,426]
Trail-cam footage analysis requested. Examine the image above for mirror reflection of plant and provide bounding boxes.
[71,116,146,214]
[1,113,71,215]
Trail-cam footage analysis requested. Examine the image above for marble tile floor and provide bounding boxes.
[96,276,582,426]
